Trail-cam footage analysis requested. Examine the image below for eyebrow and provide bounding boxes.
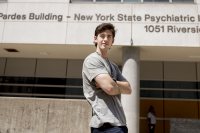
[99,33,113,36]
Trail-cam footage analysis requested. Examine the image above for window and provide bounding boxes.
[124,0,141,2]
[143,0,169,2]
[0,76,84,99]
[96,0,121,2]
[70,0,93,3]
[140,80,199,100]
[70,0,194,3]
[172,0,193,2]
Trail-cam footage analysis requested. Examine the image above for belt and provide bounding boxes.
[100,123,114,129]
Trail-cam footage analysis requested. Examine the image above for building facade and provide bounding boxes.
[1,0,200,133]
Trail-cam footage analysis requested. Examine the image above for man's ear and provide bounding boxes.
[112,39,115,44]
[94,36,97,43]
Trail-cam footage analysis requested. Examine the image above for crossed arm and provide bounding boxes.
[94,73,132,95]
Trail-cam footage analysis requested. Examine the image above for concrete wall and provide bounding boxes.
[0,97,91,133]
[170,118,200,133]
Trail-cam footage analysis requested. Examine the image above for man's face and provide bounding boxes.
[94,30,114,51]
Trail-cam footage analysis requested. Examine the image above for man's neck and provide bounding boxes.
[96,49,108,58]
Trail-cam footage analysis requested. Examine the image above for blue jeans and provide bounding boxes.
[91,123,128,133]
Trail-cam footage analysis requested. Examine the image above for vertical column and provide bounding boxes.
[122,47,140,133]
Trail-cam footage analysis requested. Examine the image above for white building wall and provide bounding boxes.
[0,1,200,47]
[66,3,132,45]
[132,4,199,46]
[1,1,69,44]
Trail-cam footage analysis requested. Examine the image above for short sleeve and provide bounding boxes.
[83,56,108,82]
[112,64,127,81]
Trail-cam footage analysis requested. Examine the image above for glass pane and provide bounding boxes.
[173,0,193,2]
[144,0,168,2]
[0,76,84,99]
[164,91,197,99]
[66,78,82,86]
[70,0,93,3]
[140,90,163,98]
[124,0,141,2]
[140,80,163,88]
[96,0,121,2]
[35,77,66,85]
[3,76,35,84]
[164,81,197,89]
[0,85,33,94]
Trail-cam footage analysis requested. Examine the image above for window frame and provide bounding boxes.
[70,0,194,3]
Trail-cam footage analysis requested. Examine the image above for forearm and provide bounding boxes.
[116,80,132,94]
[108,80,131,95]
[94,74,132,95]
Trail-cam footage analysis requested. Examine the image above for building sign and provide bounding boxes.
[1,12,200,34]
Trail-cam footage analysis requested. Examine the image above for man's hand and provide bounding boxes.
[95,81,100,89]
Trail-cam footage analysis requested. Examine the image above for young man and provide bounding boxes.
[82,23,132,133]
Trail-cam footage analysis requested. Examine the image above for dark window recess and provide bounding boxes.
[140,90,163,98]
[0,76,84,99]
[35,77,66,85]
[2,76,35,84]
[0,86,33,93]
[164,91,197,99]
[70,0,194,3]
[141,80,197,90]
[164,81,197,89]
[140,80,199,99]
[172,0,193,2]
[197,82,200,89]
[96,0,120,2]
[33,87,66,95]
[0,76,3,83]
[140,80,163,88]
[144,0,169,2]
[66,78,82,86]
[70,0,93,3]
[65,87,83,95]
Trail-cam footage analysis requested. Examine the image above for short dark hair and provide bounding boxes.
[94,23,116,46]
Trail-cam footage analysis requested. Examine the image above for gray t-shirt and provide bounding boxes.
[82,52,127,128]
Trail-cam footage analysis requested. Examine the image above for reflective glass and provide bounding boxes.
[172,0,193,2]
[140,90,163,98]
[143,0,168,2]
[70,0,93,3]
[164,91,197,99]
[124,0,141,2]
[96,0,121,2]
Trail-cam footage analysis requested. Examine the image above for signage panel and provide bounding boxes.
[0,3,199,46]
